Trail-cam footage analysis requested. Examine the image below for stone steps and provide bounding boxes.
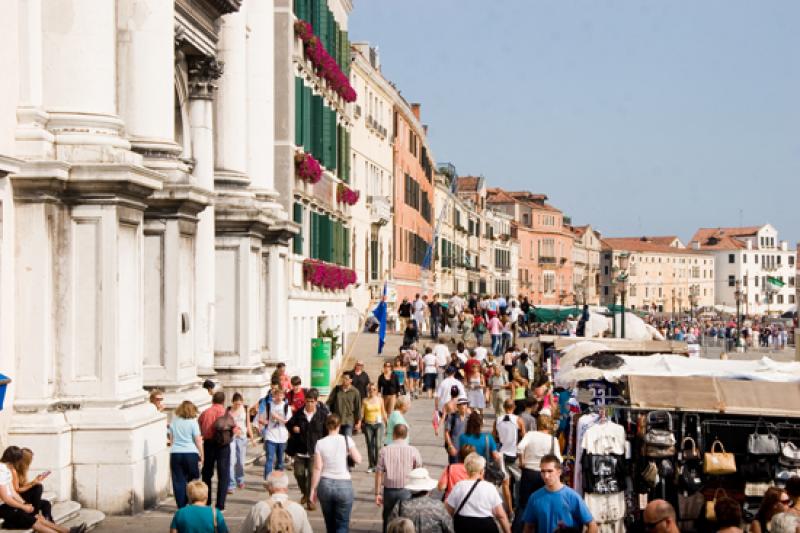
[0,500,105,532]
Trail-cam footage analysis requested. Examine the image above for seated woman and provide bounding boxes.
[13,448,53,522]
[0,446,85,533]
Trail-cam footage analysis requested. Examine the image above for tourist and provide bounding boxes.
[403,319,419,349]
[500,315,513,354]
[285,388,328,510]
[511,368,529,415]
[520,455,596,533]
[413,294,427,335]
[405,345,422,399]
[433,338,451,379]
[227,392,252,492]
[714,496,744,533]
[326,373,361,437]
[272,362,291,392]
[10,448,53,523]
[435,367,466,414]
[438,445,475,501]
[429,294,443,339]
[169,480,228,533]
[494,398,526,511]
[168,401,204,509]
[386,396,411,445]
[398,297,412,331]
[393,354,408,396]
[488,313,503,356]
[202,379,215,395]
[457,412,502,466]
[286,375,306,413]
[309,414,361,533]
[519,397,538,432]
[348,360,371,400]
[642,499,680,533]
[362,383,388,473]
[388,467,454,533]
[463,308,478,346]
[375,424,423,533]
[378,361,402,415]
[444,398,470,464]
[489,363,510,416]
[751,487,790,533]
[0,446,86,533]
[770,512,800,533]
[446,352,464,381]
[261,387,290,479]
[149,388,166,412]
[445,452,511,533]
[239,471,312,533]
[198,391,235,510]
[422,346,439,399]
[516,414,562,517]
[465,357,486,415]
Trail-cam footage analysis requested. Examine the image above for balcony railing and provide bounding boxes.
[367,195,391,225]
[538,256,557,265]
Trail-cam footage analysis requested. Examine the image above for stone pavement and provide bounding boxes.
[95,330,452,532]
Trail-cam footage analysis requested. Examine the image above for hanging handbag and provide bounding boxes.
[706,488,727,521]
[704,440,736,475]
[741,457,773,482]
[643,411,676,458]
[483,434,505,485]
[678,491,705,521]
[680,437,700,462]
[748,420,780,456]
[744,481,774,498]
[779,442,800,468]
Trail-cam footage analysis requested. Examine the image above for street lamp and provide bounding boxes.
[671,289,676,322]
[734,279,743,347]
[617,252,630,339]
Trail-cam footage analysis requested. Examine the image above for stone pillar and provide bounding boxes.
[188,57,222,376]
[273,0,295,213]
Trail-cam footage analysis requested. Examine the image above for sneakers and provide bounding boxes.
[366,467,375,473]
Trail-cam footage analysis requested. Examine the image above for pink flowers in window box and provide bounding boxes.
[294,19,357,103]
[336,183,360,206]
[295,152,322,183]
[302,259,357,291]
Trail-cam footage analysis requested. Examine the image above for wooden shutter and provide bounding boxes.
[312,94,323,162]
[294,77,304,148]
[302,83,312,151]
[293,203,304,255]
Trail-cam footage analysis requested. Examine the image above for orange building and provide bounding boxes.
[487,189,574,304]
[391,101,435,301]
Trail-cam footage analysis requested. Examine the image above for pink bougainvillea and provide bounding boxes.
[295,152,322,184]
[302,259,357,291]
[294,19,357,103]
[336,183,360,206]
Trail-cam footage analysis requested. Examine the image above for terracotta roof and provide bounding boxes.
[689,226,760,250]
[570,225,588,237]
[486,188,517,204]
[455,176,482,192]
[508,191,548,203]
[603,237,710,254]
[647,236,681,246]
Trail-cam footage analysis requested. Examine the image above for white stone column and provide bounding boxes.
[214,7,249,185]
[116,0,180,158]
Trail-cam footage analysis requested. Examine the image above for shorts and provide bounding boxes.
[423,373,437,391]
[407,370,420,379]
[0,506,37,529]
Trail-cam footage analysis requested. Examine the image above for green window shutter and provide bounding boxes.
[344,226,350,267]
[302,84,312,152]
[294,77,303,147]
[344,129,350,183]
[311,0,322,34]
[293,203,304,255]
[318,215,330,262]
[312,94,323,162]
[322,106,336,172]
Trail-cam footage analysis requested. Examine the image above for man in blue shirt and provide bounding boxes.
[522,455,597,533]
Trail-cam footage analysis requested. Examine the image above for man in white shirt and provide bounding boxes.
[473,345,488,363]
[413,294,426,333]
[239,471,313,533]
[435,367,466,413]
[433,339,450,372]
[422,347,439,399]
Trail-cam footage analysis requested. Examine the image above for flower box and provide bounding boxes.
[302,259,357,291]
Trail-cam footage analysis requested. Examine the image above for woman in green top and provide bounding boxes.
[512,367,529,415]
[385,396,410,445]
[169,480,228,533]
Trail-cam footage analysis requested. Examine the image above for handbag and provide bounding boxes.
[779,441,800,468]
[741,457,773,482]
[704,440,736,475]
[483,434,505,485]
[680,437,700,462]
[643,411,676,458]
[344,435,356,469]
[678,492,705,521]
[748,420,780,456]
[678,462,704,494]
[706,488,727,521]
[744,481,774,497]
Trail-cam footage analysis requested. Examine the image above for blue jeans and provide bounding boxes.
[170,452,200,508]
[265,440,286,479]
[362,422,384,469]
[491,334,502,356]
[228,436,247,489]
[382,488,411,533]
[339,424,353,437]
[317,477,354,533]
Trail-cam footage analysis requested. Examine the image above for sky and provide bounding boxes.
[349,1,800,246]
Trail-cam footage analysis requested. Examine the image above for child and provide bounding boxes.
[286,376,305,413]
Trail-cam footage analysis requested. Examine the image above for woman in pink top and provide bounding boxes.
[437,444,475,500]
[488,315,503,356]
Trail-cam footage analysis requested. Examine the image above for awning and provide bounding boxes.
[628,375,800,418]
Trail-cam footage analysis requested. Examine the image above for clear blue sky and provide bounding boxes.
[350,1,800,246]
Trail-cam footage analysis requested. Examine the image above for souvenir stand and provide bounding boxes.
[555,350,800,533]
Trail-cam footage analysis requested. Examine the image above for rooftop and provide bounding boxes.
[690,226,763,250]
[602,236,711,254]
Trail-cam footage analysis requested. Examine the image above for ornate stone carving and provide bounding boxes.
[211,0,242,15]
[188,57,224,99]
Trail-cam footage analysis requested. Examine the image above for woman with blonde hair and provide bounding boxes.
[169,400,204,508]
[169,479,228,533]
[445,452,511,533]
[12,448,53,522]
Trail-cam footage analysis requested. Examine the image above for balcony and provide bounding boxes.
[367,195,391,226]
[538,256,557,265]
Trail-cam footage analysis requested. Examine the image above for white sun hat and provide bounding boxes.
[404,468,438,492]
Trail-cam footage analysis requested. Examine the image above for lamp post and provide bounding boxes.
[671,289,676,322]
[617,252,630,339]
[734,279,743,347]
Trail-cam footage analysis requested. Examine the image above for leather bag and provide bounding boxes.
[704,440,736,475]
[681,437,700,462]
[706,488,727,521]
[741,457,773,482]
[643,410,676,458]
[779,441,800,468]
[483,434,505,485]
[748,420,780,456]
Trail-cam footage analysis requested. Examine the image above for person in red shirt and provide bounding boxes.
[197,391,239,510]
[463,351,481,378]
[286,376,306,413]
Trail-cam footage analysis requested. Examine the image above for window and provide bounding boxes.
[778,295,784,304]
[755,276,759,287]
[790,295,796,304]
[728,275,735,287]
[630,286,637,297]
[603,286,609,296]
[728,254,735,264]
[743,254,747,264]
[790,276,795,287]
[292,202,304,255]
[790,256,795,266]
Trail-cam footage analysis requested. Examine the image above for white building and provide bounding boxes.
[691,225,797,315]
[434,169,473,296]
[484,208,520,298]
[349,43,394,310]
[571,225,602,305]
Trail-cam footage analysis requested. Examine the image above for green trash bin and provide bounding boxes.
[311,338,332,395]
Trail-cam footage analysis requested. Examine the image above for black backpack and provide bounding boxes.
[213,411,235,447]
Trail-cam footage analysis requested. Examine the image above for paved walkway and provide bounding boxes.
[96,331,451,532]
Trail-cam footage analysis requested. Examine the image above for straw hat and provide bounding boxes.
[404,468,437,492]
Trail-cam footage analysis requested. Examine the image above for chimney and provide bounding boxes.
[423,125,428,135]
[411,103,421,120]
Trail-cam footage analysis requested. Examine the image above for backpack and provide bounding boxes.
[260,499,294,533]
[213,411,236,447]
[266,400,290,422]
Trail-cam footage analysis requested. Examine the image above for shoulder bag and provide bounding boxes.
[748,420,780,456]
[440,464,451,502]
[706,488,727,521]
[703,440,736,475]
[454,479,481,518]
[343,435,356,469]
[680,437,700,462]
[483,434,505,485]
[643,410,676,458]
[779,441,800,468]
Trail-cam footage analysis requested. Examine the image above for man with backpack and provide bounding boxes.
[239,471,312,533]
[198,391,238,510]
[259,387,291,479]
[285,388,328,510]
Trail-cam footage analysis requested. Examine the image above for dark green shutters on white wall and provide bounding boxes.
[293,203,304,255]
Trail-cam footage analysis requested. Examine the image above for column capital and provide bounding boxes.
[188,57,224,100]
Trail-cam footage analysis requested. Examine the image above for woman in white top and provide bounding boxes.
[228,392,252,492]
[445,452,511,533]
[0,446,86,533]
[516,414,562,518]
[309,413,362,533]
